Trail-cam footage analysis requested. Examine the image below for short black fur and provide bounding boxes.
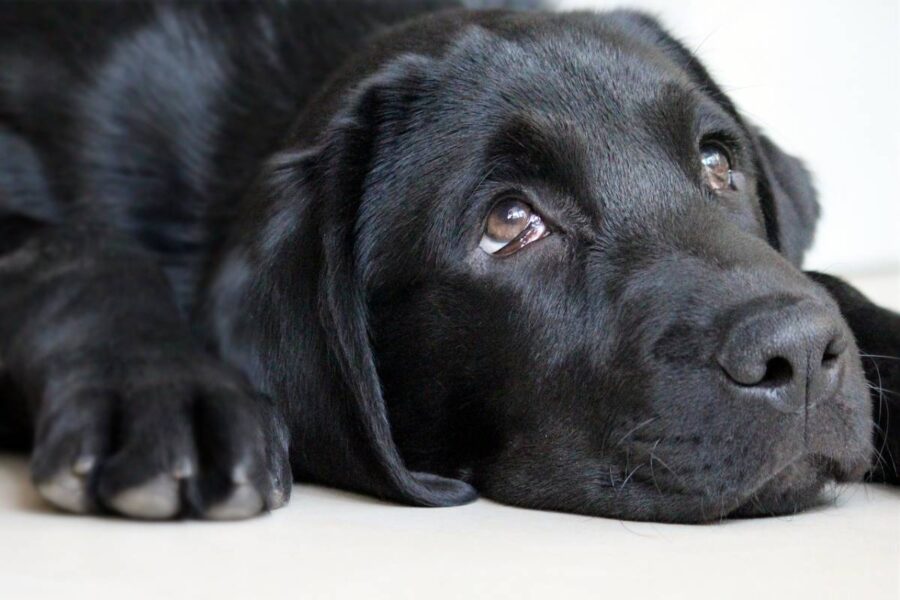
[0,0,896,522]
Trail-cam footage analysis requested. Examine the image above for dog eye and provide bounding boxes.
[700,143,733,191]
[479,196,549,256]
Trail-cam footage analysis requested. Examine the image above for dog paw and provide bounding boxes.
[30,363,291,520]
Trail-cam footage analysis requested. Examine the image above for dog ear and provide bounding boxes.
[749,132,819,266]
[606,10,820,266]
[211,55,477,507]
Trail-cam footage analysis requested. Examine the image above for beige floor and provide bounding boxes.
[0,271,898,600]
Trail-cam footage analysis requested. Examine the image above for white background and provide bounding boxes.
[558,0,899,276]
[0,5,896,600]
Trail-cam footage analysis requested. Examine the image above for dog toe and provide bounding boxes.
[106,474,181,520]
[36,467,92,514]
[30,395,111,515]
[268,485,290,510]
[205,482,265,520]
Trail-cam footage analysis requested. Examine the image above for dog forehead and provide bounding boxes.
[425,20,704,192]
[420,25,701,214]
[436,17,693,121]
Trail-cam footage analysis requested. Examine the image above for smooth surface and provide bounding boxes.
[560,0,900,274]
[0,456,898,600]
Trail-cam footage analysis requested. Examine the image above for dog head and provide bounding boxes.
[213,10,872,522]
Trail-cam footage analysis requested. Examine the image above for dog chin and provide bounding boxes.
[727,455,867,519]
[626,455,868,523]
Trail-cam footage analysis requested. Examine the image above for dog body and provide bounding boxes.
[0,1,896,522]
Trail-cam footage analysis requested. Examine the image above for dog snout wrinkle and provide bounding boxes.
[717,300,846,413]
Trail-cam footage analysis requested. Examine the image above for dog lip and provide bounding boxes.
[818,453,870,483]
[724,451,870,519]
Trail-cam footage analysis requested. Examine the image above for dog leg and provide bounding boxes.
[807,272,900,483]
[0,223,291,518]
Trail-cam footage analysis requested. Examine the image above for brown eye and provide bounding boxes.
[479,196,549,256]
[700,143,733,191]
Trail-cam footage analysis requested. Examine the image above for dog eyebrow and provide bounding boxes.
[486,113,587,187]
[484,113,597,223]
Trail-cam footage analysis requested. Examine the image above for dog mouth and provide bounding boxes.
[596,448,872,523]
[725,454,869,519]
[473,435,873,523]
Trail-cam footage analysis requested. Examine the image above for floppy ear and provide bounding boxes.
[606,10,820,266]
[750,132,820,266]
[210,55,477,507]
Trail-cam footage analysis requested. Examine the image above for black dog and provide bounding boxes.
[0,1,897,523]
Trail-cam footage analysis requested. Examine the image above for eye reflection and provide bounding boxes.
[479,196,549,256]
[700,143,733,191]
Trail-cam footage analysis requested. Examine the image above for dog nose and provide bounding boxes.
[716,300,847,413]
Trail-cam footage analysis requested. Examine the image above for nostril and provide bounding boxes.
[719,354,795,389]
[759,357,793,389]
[821,336,846,369]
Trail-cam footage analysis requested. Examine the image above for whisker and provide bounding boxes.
[648,451,691,493]
[749,491,766,515]
[868,359,896,476]
[648,439,663,494]
[859,353,900,361]
[866,384,900,398]
[619,463,644,491]
[616,417,659,447]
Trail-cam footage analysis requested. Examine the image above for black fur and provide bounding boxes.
[0,1,896,522]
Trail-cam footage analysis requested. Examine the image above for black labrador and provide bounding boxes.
[0,1,897,523]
